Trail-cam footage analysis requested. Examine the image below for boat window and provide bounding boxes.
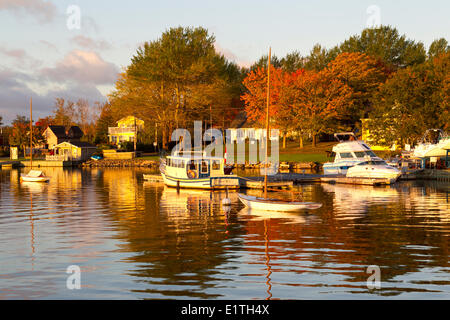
[168,158,171,167]
[212,160,221,170]
[188,160,198,170]
[340,152,354,158]
[357,161,369,166]
[354,151,366,158]
[365,151,377,157]
[361,143,371,150]
[201,160,209,174]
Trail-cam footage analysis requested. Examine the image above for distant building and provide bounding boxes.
[108,116,144,145]
[43,125,85,150]
[52,141,97,161]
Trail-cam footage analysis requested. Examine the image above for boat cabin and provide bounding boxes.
[164,154,228,179]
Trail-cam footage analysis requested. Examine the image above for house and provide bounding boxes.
[52,141,97,161]
[43,125,67,149]
[108,116,144,145]
[43,125,85,150]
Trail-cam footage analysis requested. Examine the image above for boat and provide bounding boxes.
[323,132,384,175]
[20,97,50,183]
[346,159,401,183]
[238,193,322,212]
[91,155,102,161]
[237,47,322,212]
[160,151,240,189]
[20,170,50,182]
[412,129,450,158]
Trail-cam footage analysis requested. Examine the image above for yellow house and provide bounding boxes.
[361,118,399,151]
[53,141,97,161]
[108,116,144,145]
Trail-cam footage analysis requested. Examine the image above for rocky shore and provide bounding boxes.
[81,159,322,170]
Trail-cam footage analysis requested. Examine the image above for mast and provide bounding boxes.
[264,48,271,199]
[30,97,33,169]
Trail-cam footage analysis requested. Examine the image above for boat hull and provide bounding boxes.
[20,174,50,183]
[161,172,240,190]
[238,193,322,212]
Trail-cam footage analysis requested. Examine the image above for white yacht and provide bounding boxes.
[323,133,383,175]
[346,159,402,183]
[160,151,240,189]
[412,129,450,158]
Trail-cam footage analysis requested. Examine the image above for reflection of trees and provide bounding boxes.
[243,183,449,297]
[97,176,246,299]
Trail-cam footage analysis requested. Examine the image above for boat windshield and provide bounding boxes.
[357,160,387,166]
[354,151,377,158]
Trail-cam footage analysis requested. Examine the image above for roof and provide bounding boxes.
[55,141,96,148]
[46,125,67,138]
[67,126,84,139]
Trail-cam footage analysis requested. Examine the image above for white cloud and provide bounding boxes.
[41,50,119,85]
[71,35,112,51]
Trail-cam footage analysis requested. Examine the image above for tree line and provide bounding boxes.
[2,25,448,154]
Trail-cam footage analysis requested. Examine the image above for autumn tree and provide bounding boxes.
[9,115,44,157]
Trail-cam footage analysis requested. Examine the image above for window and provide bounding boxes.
[201,160,209,174]
[340,152,354,158]
[365,151,377,157]
[189,160,197,170]
[212,160,220,170]
[354,152,366,158]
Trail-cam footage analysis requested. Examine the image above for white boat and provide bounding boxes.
[323,132,384,175]
[160,152,240,189]
[346,159,401,183]
[412,129,450,158]
[238,193,322,212]
[20,170,50,182]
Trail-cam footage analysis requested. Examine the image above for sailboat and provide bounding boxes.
[238,48,322,212]
[20,98,50,183]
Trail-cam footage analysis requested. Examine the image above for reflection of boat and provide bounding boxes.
[20,170,50,182]
[238,193,322,212]
[412,129,450,158]
[323,133,384,175]
[238,207,307,223]
[160,152,240,189]
[346,160,401,182]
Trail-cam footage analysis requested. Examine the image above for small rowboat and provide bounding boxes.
[238,193,322,212]
[20,170,50,182]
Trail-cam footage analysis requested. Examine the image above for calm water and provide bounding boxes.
[0,167,449,299]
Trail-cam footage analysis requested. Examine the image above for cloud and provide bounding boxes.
[0,45,42,69]
[0,67,107,124]
[41,50,119,85]
[71,35,112,51]
[0,0,57,23]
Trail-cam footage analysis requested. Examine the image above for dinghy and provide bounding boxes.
[20,170,50,182]
[238,193,322,212]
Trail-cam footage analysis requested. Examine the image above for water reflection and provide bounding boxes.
[0,168,448,299]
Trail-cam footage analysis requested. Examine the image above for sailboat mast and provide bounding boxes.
[30,97,33,169]
[264,48,271,198]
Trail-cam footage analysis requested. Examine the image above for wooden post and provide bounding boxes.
[264,48,271,199]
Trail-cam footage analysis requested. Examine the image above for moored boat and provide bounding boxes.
[346,159,401,183]
[412,129,450,158]
[323,132,384,175]
[20,170,50,182]
[160,152,240,189]
[238,193,322,212]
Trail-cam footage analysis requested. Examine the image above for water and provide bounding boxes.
[0,167,449,299]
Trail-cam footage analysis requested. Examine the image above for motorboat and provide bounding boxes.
[20,170,50,182]
[160,151,240,189]
[412,129,450,158]
[323,132,384,175]
[237,193,322,212]
[346,159,401,183]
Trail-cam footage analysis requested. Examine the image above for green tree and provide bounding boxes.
[9,115,43,157]
[280,51,305,72]
[428,38,449,58]
[336,26,426,69]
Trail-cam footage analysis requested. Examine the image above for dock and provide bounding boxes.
[143,174,164,182]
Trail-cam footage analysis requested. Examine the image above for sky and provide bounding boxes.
[0,0,449,124]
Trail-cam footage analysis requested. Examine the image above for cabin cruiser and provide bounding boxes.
[160,151,240,189]
[346,159,402,183]
[412,129,450,158]
[323,133,384,175]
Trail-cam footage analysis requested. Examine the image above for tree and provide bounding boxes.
[326,52,391,126]
[94,102,115,144]
[304,44,335,71]
[280,51,305,72]
[428,38,449,58]
[52,98,76,129]
[336,26,426,69]
[9,115,43,157]
[288,69,353,147]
